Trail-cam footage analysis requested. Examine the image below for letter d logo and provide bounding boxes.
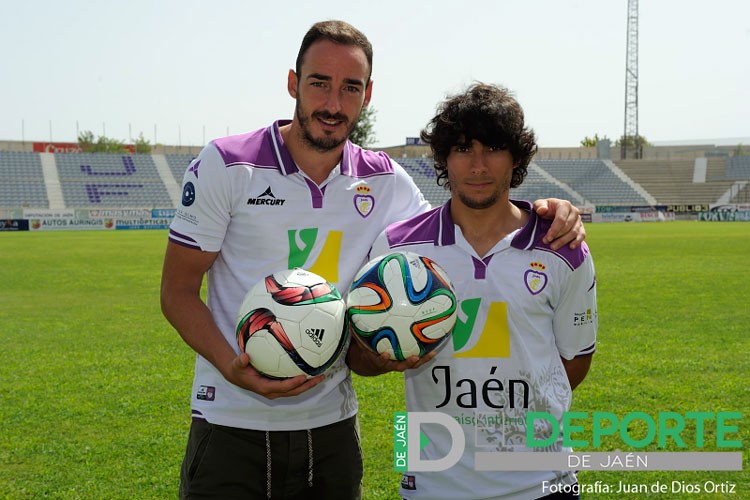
[407,412,464,472]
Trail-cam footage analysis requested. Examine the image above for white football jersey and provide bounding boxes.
[169,120,429,431]
[370,200,597,500]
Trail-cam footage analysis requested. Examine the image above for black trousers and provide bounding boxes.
[180,416,363,500]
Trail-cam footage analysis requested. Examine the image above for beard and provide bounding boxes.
[456,189,500,210]
[450,167,513,210]
[295,100,360,152]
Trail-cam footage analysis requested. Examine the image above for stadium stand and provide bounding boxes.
[615,159,737,205]
[512,165,585,205]
[0,151,50,208]
[395,157,450,206]
[1,147,749,211]
[726,156,750,180]
[54,153,173,208]
[397,157,584,207]
[535,159,649,205]
[165,153,196,183]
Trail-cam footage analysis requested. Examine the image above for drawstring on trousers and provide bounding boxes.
[307,429,313,488]
[265,431,272,499]
[264,429,314,498]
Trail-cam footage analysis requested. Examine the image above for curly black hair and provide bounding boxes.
[420,83,537,190]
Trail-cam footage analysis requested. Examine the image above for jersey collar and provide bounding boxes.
[268,120,352,177]
[437,199,539,249]
[508,200,542,250]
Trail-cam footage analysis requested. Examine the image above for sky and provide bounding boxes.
[1,0,748,149]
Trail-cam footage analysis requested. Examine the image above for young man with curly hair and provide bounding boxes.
[361,83,598,499]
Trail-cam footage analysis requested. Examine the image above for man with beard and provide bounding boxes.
[161,21,586,500]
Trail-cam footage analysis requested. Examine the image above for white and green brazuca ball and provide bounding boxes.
[346,252,457,361]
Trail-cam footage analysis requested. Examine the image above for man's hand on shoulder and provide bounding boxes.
[532,198,586,250]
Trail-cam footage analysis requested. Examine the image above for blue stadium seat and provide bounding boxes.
[535,159,648,205]
[0,151,49,208]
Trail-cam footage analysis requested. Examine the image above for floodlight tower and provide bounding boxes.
[622,0,641,159]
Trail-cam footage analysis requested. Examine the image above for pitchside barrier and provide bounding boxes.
[1,205,749,232]
[0,208,176,232]
[593,204,750,223]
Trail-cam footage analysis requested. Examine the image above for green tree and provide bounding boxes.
[77,130,125,153]
[580,133,609,147]
[134,132,152,154]
[350,106,377,148]
[97,135,126,153]
[77,130,152,153]
[616,134,651,148]
[77,130,96,151]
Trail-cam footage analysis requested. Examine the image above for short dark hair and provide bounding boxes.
[420,83,537,189]
[295,20,373,83]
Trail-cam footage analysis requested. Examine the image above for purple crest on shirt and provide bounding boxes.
[524,262,548,295]
[353,184,375,218]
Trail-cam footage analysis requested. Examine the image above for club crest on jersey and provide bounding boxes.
[353,185,374,218]
[524,262,547,295]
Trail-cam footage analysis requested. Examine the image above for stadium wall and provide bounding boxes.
[377,143,742,162]
[0,140,202,156]
[3,204,749,233]
[3,140,738,161]
[0,208,175,232]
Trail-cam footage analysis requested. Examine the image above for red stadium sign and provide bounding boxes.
[33,142,82,153]
[32,142,136,154]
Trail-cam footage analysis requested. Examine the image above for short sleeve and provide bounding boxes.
[390,159,431,220]
[553,245,598,360]
[168,143,234,252]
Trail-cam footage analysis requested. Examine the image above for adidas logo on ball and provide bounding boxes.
[306,328,325,347]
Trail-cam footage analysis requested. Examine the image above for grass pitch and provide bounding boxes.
[0,222,748,499]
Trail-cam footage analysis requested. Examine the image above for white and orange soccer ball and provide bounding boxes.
[346,252,457,360]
